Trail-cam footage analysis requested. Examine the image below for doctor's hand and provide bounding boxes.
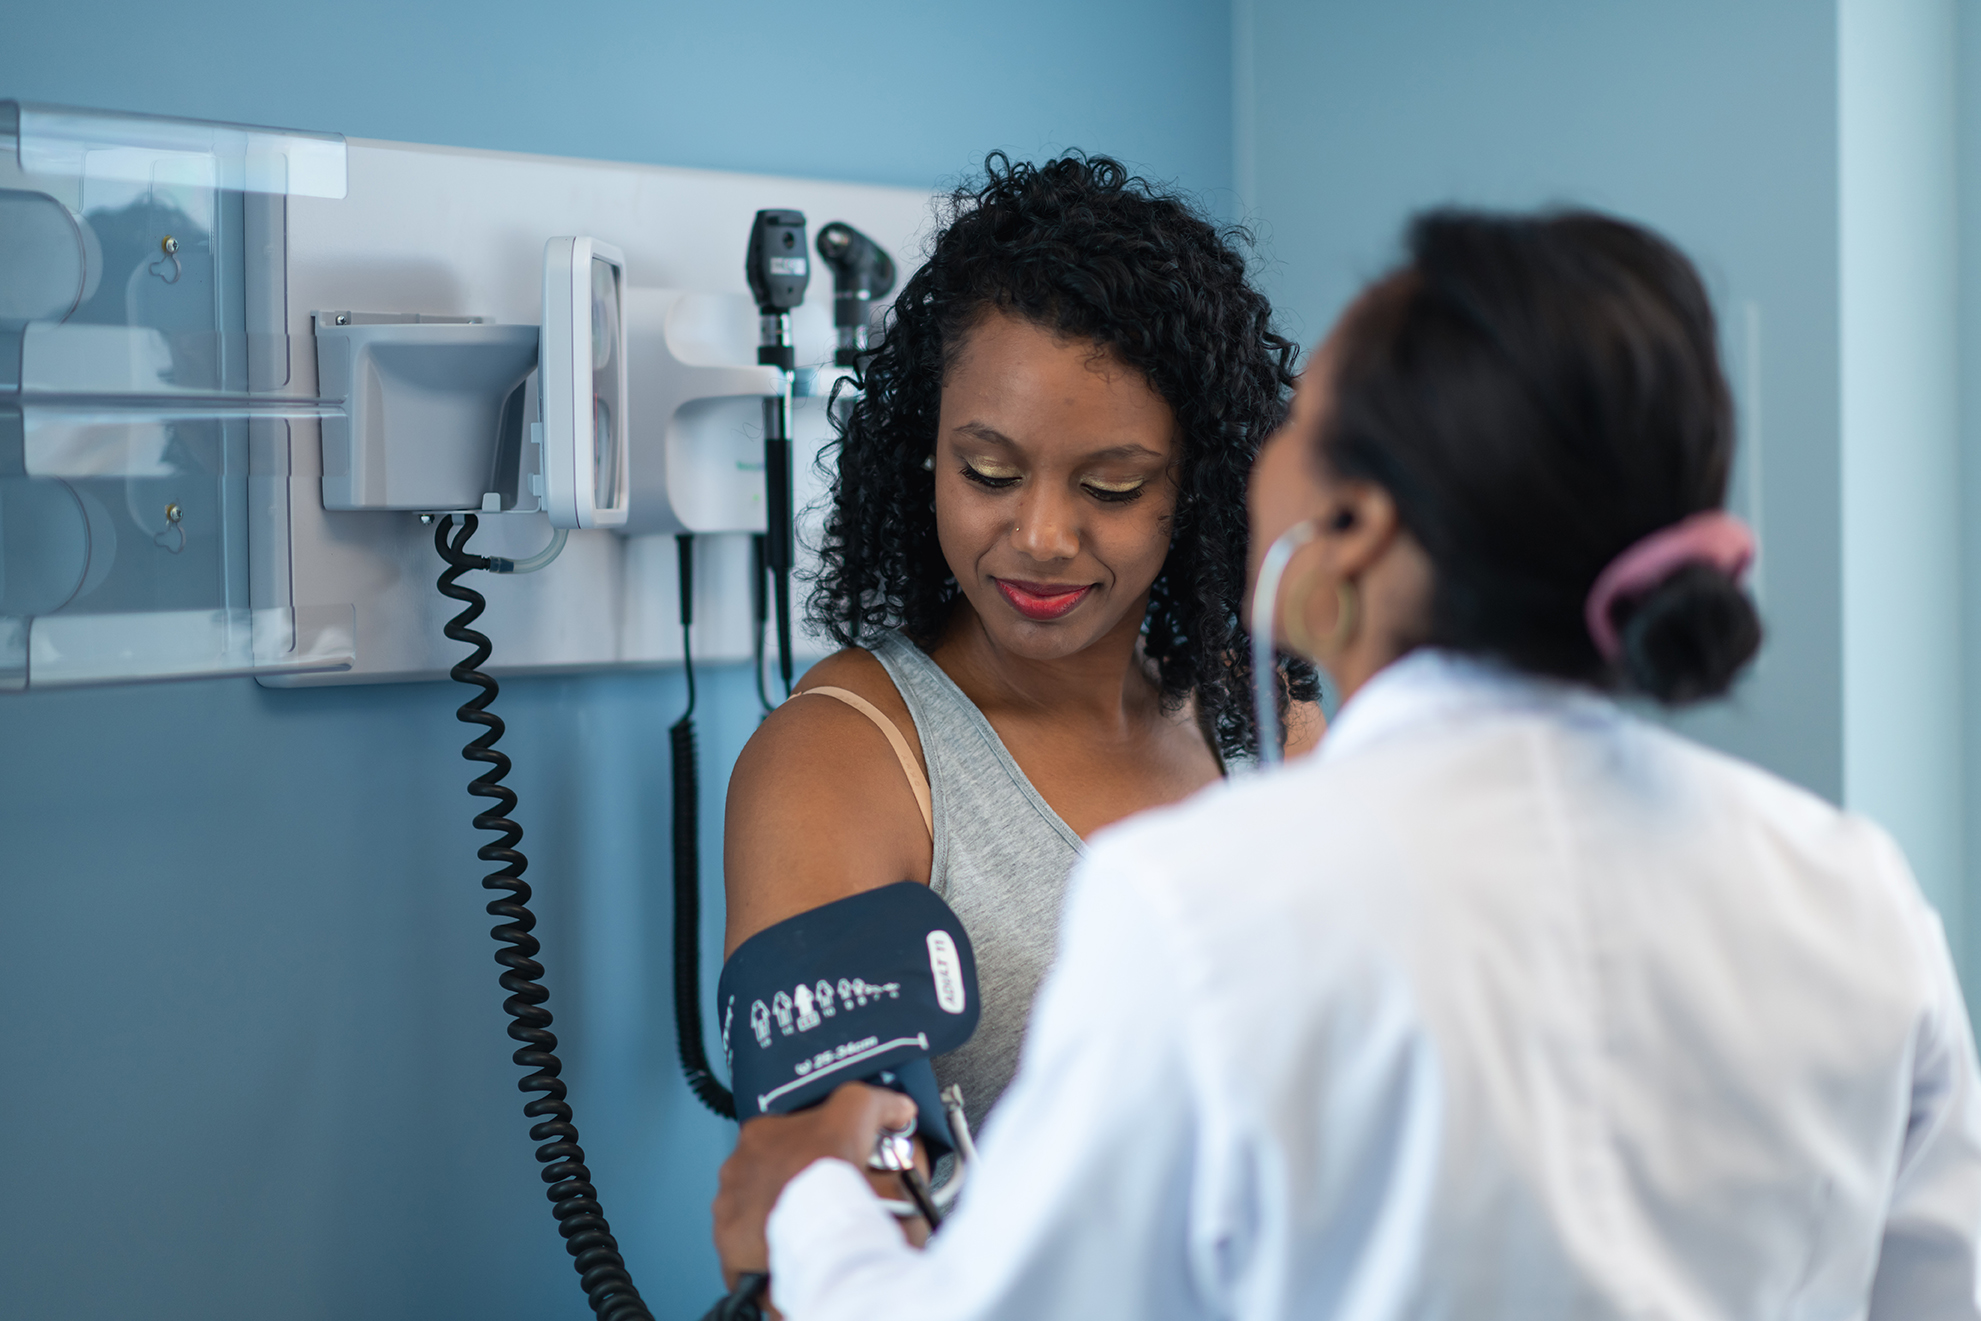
[713,1082,922,1289]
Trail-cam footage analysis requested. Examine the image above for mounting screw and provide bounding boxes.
[161,235,178,255]
[334,312,350,326]
[418,513,434,524]
[153,502,187,553]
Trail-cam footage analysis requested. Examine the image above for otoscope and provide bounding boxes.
[815,221,896,367]
[746,209,808,696]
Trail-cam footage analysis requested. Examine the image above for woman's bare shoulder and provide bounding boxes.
[722,647,933,954]
[785,647,925,775]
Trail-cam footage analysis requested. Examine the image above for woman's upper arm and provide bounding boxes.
[722,653,935,957]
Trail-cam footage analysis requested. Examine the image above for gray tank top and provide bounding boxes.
[868,629,1085,1123]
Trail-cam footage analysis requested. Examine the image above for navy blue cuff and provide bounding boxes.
[718,882,980,1153]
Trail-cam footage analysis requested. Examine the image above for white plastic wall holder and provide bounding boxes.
[314,312,539,512]
[541,237,629,530]
[619,287,785,536]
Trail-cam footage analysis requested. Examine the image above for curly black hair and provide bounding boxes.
[806,152,1313,758]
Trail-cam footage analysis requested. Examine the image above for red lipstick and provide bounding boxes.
[994,578,1095,621]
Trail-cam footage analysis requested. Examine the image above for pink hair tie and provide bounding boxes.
[1584,510,1756,663]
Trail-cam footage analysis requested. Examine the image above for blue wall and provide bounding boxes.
[1962,0,1981,1014]
[1,668,763,1317]
[1838,0,1965,989]
[0,4,1234,1318]
[0,0,1234,197]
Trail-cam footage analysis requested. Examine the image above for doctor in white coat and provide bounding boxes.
[712,207,1981,1319]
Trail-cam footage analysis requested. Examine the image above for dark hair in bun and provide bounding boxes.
[1318,207,1762,704]
[1613,563,1764,704]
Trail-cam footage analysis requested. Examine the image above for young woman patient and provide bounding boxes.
[723,153,1314,1130]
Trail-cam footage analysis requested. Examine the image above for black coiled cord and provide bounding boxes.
[670,533,736,1118]
[435,514,653,1321]
[668,534,763,1321]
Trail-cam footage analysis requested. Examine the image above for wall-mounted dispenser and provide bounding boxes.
[314,313,540,512]
[0,100,356,689]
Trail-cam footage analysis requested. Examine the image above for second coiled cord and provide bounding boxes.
[671,562,737,1118]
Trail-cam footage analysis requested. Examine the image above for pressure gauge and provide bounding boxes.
[541,236,629,529]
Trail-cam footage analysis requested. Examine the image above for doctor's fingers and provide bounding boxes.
[713,1084,919,1283]
[825,1080,921,1161]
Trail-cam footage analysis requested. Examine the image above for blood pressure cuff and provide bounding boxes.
[718,881,979,1154]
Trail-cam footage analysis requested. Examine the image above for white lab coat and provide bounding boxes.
[766,650,1981,1319]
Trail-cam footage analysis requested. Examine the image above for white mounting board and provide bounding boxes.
[261,138,934,686]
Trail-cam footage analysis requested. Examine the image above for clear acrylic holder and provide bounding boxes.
[0,101,352,688]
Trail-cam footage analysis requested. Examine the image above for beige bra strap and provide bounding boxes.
[792,686,934,839]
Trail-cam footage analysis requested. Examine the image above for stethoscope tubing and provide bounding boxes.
[1250,519,1320,767]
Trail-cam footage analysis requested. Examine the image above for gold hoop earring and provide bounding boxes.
[1286,577,1360,662]
[1328,579,1360,656]
[1281,564,1326,658]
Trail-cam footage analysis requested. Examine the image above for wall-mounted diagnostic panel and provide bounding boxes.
[0,100,930,689]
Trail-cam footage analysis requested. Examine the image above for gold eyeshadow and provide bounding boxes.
[963,458,1022,480]
[957,456,1152,504]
